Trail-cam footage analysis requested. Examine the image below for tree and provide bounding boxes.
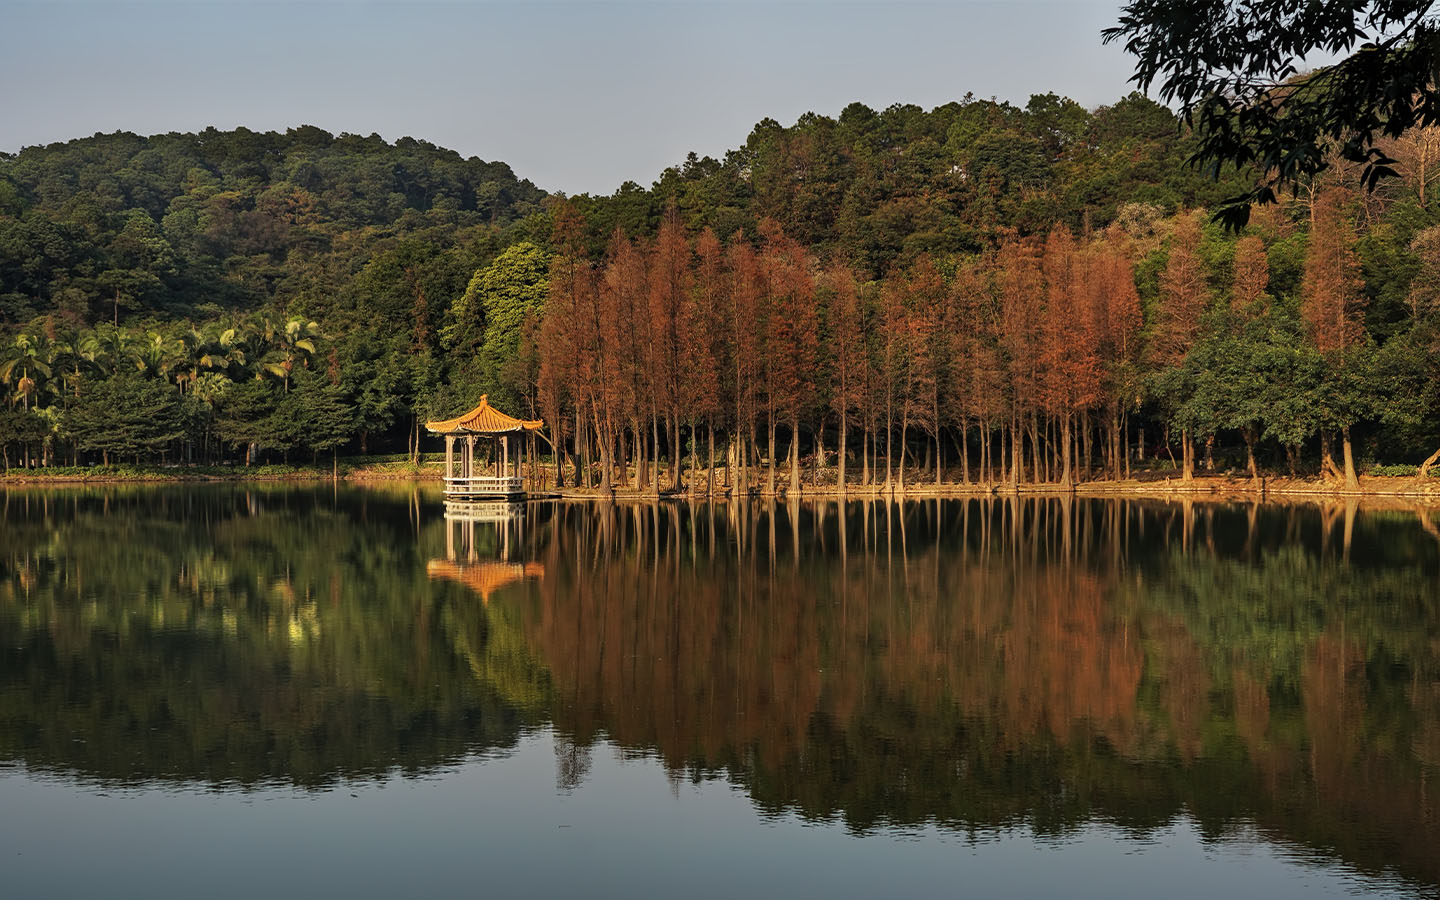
[0,405,49,470]
[288,366,357,478]
[1105,0,1440,225]
[1093,225,1143,480]
[1039,226,1101,488]
[1231,235,1270,313]
[758,220,818,494]
[825,263,864,491]
[444,241,550,412]
[727,234,764,494]
[65,374,186,464]
[213,378,283,465]
[648,209,690,489]
[1151,210,1211,481]
[1302,188,1368,488]
[997,235,1044,485]
[676,229,720,493]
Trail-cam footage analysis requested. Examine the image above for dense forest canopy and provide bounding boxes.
[2,95,1440,485]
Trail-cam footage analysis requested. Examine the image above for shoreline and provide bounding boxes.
[5,468,1440,504]
[547,477,1440,504]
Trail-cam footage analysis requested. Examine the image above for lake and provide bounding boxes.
[1,487,1437,899]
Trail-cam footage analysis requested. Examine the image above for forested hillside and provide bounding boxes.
[2,96,1439,487]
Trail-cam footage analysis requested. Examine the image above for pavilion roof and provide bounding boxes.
[424,395,543,435]
[426,559,545,603]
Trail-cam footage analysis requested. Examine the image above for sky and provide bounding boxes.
[0,0,1140,195]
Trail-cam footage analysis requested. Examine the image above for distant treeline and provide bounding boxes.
[3,99,1440,483]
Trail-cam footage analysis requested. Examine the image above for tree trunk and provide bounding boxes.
[766,411,777,496]
[594,409,612,493]
[1342,425,1359,490]
[956,425,970,486]
[580,411,592,488]
[1060,412,1074,490]
[652,415,662,492]
[790,417,801,494]
[1321,431,1344,481]
[1417,445,1440,481]
[687,420,697,494]
[897,410,908,493]
[670,413,682,489]
[552,427,566,488]
[884,402,894,491]
[1110,406,1122,481]
[707,421,716,497]
[1117,412,1126,481]
[1010,418,1022,488]
[1181,428,1194,482]
[815,420,826,486]
[861,424,870,486]
[838,410,848,494]
[1244,427,1259,485]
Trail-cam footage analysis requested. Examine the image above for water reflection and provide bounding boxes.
[1,488,1438,892]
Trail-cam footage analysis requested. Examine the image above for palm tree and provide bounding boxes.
[173,327,208,395]
[0,331,53,410]
[199,323,250,380]
[48,322,91,403]
[133,332,177,380]
[257,316,321,391]
[83,324,133,376]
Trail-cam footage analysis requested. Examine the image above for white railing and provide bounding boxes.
[444,475,524,496]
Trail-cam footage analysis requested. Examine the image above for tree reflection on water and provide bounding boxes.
[1,487,1437,889]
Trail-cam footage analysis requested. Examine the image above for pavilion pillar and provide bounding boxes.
[445,435,455,482]
[465,436,476,481]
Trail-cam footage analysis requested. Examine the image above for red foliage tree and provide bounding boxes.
[758,218,818,493]
[1153,209,1209,480]
[824,262,865,491]
[1302,188,1367,488]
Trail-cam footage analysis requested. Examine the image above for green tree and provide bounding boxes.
[65,374,186,464]
[0,405,49,470]
[443,241,550,411]
[213,378,284,465]
[1105,0,1440,225]
[287,366,357,477]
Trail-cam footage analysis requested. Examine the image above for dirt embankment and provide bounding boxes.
[7,465,1440,506]
[547,473,1440,505]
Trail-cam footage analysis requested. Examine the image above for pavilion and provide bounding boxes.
[425,395,543,498]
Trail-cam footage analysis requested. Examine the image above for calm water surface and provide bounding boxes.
[1,487,1437,898]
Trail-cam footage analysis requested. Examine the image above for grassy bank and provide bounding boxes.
[0,454,443,485]
[6,458,1440,505]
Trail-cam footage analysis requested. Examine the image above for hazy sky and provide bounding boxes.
[1,0,1140,194]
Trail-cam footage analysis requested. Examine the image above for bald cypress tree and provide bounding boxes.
[1152,210,1210,482]
[1302,189,1367,490]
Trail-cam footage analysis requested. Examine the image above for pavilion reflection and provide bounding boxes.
[429,499,545,604]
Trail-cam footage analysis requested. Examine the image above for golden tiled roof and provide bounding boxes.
[424,395,543,434]
[426,559,545,603]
